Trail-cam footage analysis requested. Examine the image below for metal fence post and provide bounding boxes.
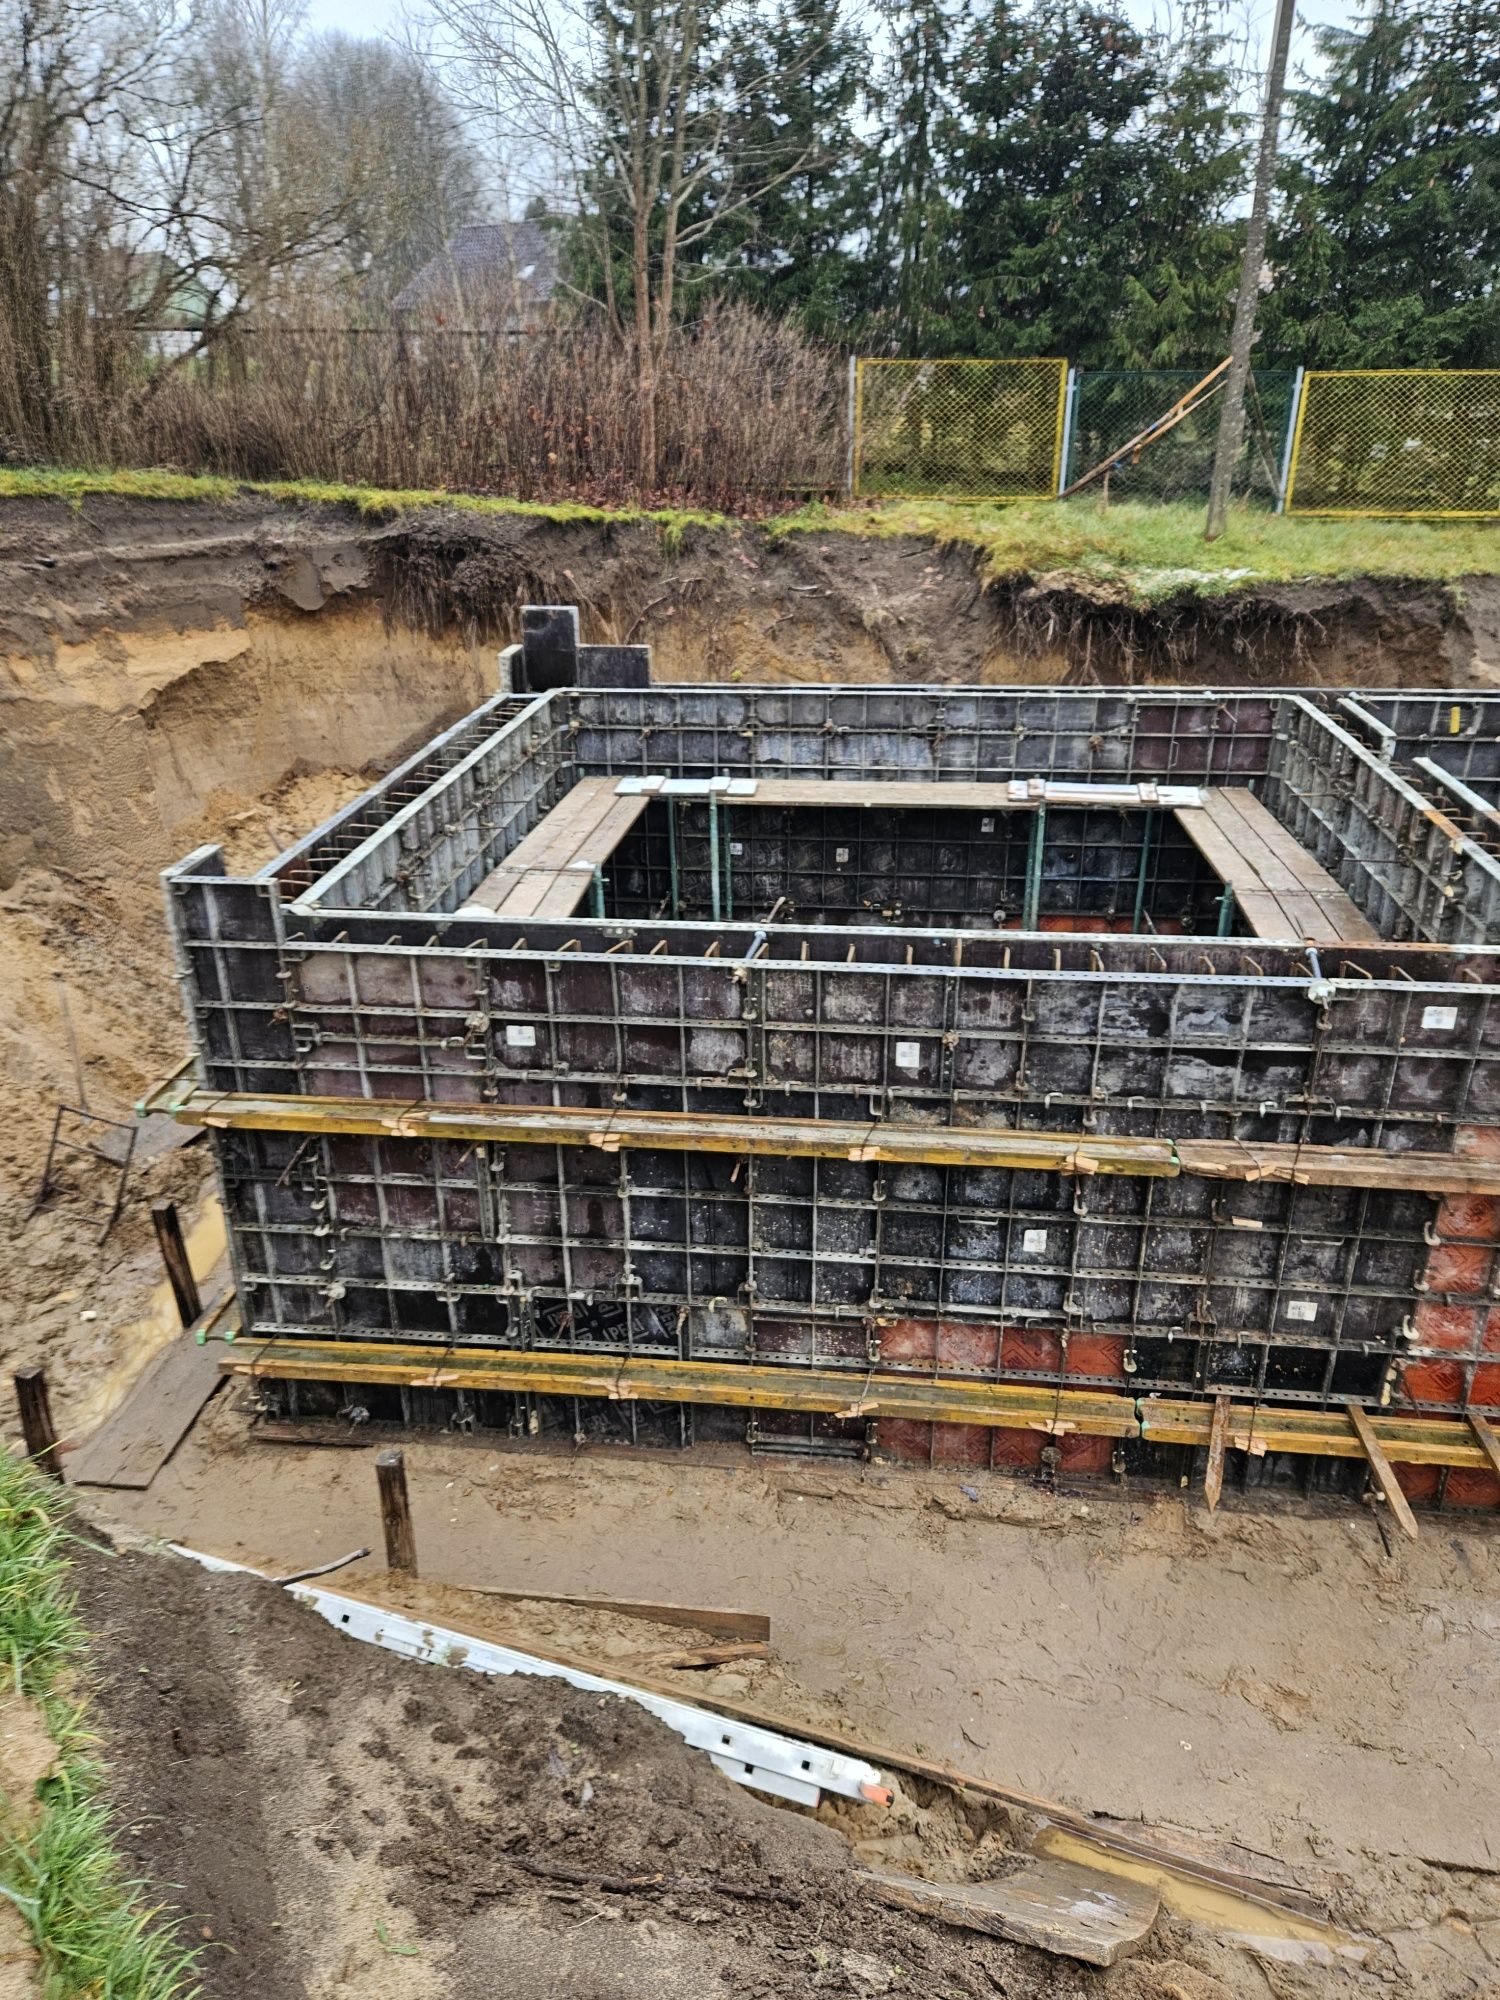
[1057,368,1078,495]
[844,355,858,497]
[1275,365,1305,514]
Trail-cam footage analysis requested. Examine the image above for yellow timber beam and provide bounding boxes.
[222,1341,1139,1437]
[144,1082,1500,1195]
[220,1339,1495,1471]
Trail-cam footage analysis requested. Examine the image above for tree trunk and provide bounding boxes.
[1204,0,1297,541]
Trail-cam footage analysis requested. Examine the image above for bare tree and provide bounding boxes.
[423,0,836,490]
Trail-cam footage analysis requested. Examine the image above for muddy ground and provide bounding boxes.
[3,490,1500,1997]
[81,1542,1177,2000]
[77,1529,1476,2000]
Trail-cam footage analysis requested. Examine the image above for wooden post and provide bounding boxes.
[15,1367,63,1481]
[151,1202,202,1329]
[376,1450,417,1575]
[1204,1393,1230,1513]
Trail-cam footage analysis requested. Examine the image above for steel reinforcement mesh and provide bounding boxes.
[1285,370,1500,518]
[853,358,1067,500]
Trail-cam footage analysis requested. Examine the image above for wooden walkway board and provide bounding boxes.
[865,1857,1160,1967]
[459,779,650,919]
[1175,789,1379,942]
[67,1335,223,1490]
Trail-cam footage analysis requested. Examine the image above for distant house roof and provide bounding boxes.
[391,222,559,330]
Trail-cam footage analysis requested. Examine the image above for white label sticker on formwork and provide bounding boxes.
[835,846,851,865]
[1422,1006,1459,1031]
[980,817,995,833]
[894,1040,922,1070]
[1021,1228,1048,1255]
[729,841,744,856]
[505,1024,537,1048]
[1284,1299,1318,1323]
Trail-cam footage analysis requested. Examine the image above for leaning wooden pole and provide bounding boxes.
[15,1366,63,1481]
[151,1201,203,1329]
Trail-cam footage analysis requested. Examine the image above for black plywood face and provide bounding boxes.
[216,1124,1455,1409]
[604,801,1229,935]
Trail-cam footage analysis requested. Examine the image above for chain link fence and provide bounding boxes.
[1061,368,1298,503]
[852,358,1067,500]
[1285,370,1500,518]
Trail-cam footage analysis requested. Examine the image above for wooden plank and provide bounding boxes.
[1204,1392,1230,1511]
[1145,1396,1492,1469]
[619,1641,770,1672]
[1210,791,1377,942]
[68,1333,224,1489]
[218,1337,1497,1477]
[1173,806,1289,936]
[466,1587,770,1645]
[222,1340,1143,1438]
[1348,1405,1420,1540]
[864,1859,1159,1967]
[165,1086,1500,1195]
[462,779,647,919]
[1466,1412,1500,1484]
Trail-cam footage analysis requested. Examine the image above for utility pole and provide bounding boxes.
[1205,0,1298,541]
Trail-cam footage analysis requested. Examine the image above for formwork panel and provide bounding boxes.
[164,683,1500,1492]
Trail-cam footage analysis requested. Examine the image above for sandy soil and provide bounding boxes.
[76,1410,1500,1998]
[4,495,1499,1998]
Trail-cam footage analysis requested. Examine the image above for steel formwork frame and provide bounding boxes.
[158,680,1500,1507]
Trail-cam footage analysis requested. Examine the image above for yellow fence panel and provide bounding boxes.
[1285,369,1500,518]
[854,358,1068,501]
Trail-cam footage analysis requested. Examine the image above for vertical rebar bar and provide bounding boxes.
[1023,807,1047,931]
[709,793,722,924]
[1132,809,1156,933]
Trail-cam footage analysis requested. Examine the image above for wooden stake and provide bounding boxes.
[15,1367,63,1480]
[1349,1406,1419,1541]
[376,1450,417,1575]
[1466,1412,1500,1485]
[1204,1393,1230,1512]
[151,1202,202,1329]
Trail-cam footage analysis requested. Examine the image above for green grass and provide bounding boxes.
[0,464,722,544]
[771,497,1500,600]
[0,1453,201,2000]
[5,465,1495,598]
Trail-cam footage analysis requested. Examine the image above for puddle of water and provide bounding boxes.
[1033,1825,1368,1966]
[70,1200,227,1437]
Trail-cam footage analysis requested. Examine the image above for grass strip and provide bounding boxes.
[0,1450,201,1999]
[4,464,1495,597]
[771,497,1499,596]
[0,464,721,547]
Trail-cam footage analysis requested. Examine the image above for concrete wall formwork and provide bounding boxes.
[160,672,1500,1510]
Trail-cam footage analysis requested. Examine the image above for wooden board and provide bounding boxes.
[461,779,650,919]
[67,1335,223,1489]
[465,1586,770,1644]
[864,1857,1160,1967]
[1175,790,1378,943]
